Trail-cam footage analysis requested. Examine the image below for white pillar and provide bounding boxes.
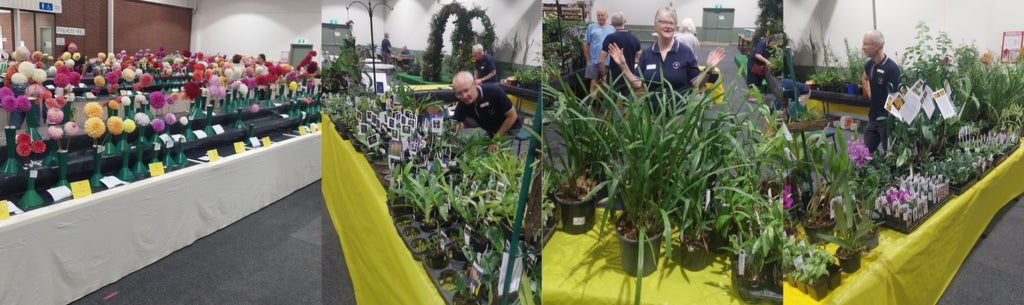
[12,9,20,49]
[108,0,114,53]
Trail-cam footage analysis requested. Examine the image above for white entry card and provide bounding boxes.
[249,137,262,148]
[921,86,936,117]
[7,201,24,215]
[193,130,208,139]
[46,186,72,202]
[100,176,128,189]
[159,134,174,148]
[885,93,905,122]
[933,88,956,119]
[898,91,922,124]
[212,124,225,135]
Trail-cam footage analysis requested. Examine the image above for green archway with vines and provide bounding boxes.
[421,3,496,82]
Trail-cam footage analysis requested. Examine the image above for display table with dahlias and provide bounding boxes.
[0,123,323,305]
[782,143,1024,305]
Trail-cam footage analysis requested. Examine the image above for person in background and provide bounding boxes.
[583,8,614,95]
[675,17,700,61]
[472,44,498,85]
[861,29,900,153]
[257,53,267,65]
[397,46,414,71]
[381,33,393,65]
[599,11,641,99]
[746,34,782,102]
[607,6,725,113]
[451,71,522,153]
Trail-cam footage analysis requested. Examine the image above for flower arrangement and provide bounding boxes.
[875,173,949,228]
[84,101,103,119]
[150,91,166,112]
[84,117,107,145]
[94,75,106,87]
[184,81,201,100]
[15,132,46,164]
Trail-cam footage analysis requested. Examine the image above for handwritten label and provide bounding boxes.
[71,180,92,199]
[234,142,246,154]
[149,162,165,176]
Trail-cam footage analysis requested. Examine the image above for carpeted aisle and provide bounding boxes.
[69,180,355,305]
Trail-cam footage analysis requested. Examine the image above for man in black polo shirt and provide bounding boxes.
[861,29,900,153]
[452,71,523,152]
[599,11,641,98]
[472,44,498,85]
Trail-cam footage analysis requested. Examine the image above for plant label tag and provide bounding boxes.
[46,186,73,202]
[358,123,369,135]
[207,149,220,162]
[46,84,55,90]
[781,123,793,141]
[261,137,272,147]
[885,93,905,122]
[431,118,443,134]
[146,162,165,177]
[100,176,128,189]
[29,170,38,178]
[249,137,262,148]
[212,125,225,135]
[793,255,804,269]
[387,156,400,171]
[922,86,936,117]
[234,142,246,154]
[933,88,956,119]
[898,90,922,124]
[193,130,208,139]
[279,114,290,119]
[738,250,746,276]
[96,145,105,154]
[495,182,507,197]
[944,79,953,97]
[367,134,380,147]
[154,143,161,151]
[159,134,174,148]
[704,189,711,211]
[79,83,86,88]
[572,216,585,226]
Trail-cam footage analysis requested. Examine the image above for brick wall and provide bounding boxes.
[113,0,191,58]
[53,0,191,60]
[54,0,108,58]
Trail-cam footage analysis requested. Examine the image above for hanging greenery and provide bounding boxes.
[421,3,496,82]
[753,0,783,43]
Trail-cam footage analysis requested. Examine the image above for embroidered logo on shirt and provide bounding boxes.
[673,62,681,69]
[480,102,490,108]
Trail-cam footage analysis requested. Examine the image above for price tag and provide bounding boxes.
[149,162,165,176]
[207,149,220,162]
[0,200,9,220]
[234,142,246,154]
[298,126,307,135]
[193,130,208,139]
[212,124,225,135]
[261,137,272,147]
[71,180,92,199]
[249,137,262,148]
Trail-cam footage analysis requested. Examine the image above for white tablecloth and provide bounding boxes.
[0,133,322,305]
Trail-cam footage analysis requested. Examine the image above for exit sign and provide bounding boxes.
[297,39,307,44]
[39,2,54,11]
[329,19,338,24]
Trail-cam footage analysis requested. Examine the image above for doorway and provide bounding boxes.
[38,26,51,55]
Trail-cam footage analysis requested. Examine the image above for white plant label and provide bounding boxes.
[781,124,793,141]
[154,143,161,151]
[96,146,105,154]
[898,89,922,124]
[100,176,128,189]
[7,201,24,215]
[738,250,746,276]
[193,130,208,139]
[885,93,905,122]
[212,125,225,135]
[933,88,956,119]
[279,114,290,119]
[249,137,262,148]
[922,86,936,117]
[430,118,443,134]
[29,170,37,178]
[46,186,72,202]
[704,189,711,211]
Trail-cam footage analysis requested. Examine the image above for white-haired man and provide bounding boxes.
[674,17,700,61]
[472,44,498,86]
[861,29,900,153]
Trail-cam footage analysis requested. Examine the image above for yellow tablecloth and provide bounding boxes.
[543,210,751,305]
[784,141,1024,305]
[321,118,444,304]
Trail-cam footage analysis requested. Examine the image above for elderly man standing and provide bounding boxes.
[599,11,641,98]
[861,29,900,153]
[584,8,614,95]
[451,71,523,152]
[675,17,700,60]
[472,44,498,85]
[381,33,394,65]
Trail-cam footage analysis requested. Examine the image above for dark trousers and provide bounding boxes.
[864,119,887,153]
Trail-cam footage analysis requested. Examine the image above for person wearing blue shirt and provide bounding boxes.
[584,8,615,95]
[861,29,900,153]
[472,44,498,85]
[451,71,523,153]
[599,11,642,99]
[607,7,725,113]
[746,34,782,102]
[381,33,393,65]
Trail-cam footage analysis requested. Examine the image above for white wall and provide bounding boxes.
[785,0,1024,67]
[191,0,321,63]
[545,0,759,30]
[324,0,543,66]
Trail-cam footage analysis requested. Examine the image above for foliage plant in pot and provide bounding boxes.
[817,189,873,273]
[784,238,840,301]
[801,130,854,244]
[543,75,610,235]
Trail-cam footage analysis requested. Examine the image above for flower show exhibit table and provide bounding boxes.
[0,132,322,305]
[543,212,750,305]
[321,118,444,304]
[784,141,1024,305]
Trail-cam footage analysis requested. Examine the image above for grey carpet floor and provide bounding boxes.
[69,180,356,305]
[937,196,1024,305]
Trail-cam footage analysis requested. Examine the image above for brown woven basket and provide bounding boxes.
[782,119,830,132]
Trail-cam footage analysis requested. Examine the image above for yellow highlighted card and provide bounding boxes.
[234,142,246,154]
[262,137,272,148]
[0,200,9,220]
[207,149,220,162]
[71,180,92,199]
[149,162,165,177]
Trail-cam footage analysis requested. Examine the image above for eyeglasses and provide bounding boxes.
[657,20,676,26]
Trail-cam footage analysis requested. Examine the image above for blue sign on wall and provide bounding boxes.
[39,2,54,11]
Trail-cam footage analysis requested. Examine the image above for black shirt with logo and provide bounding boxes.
[452,83,522,136]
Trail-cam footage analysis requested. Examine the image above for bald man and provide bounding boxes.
[861,29,900,153]
[451,71,523,152]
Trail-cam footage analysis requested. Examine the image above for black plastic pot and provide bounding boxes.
[679,233,709,272]
[836,248,862,273]
[555,194,596,235]
[802,219,836,244]
[445,241,468,263]
[799,277,830,301]
[423,248,448,270]
[732,256,774,303]
[707,228,730,254]
[616,215,663,277]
